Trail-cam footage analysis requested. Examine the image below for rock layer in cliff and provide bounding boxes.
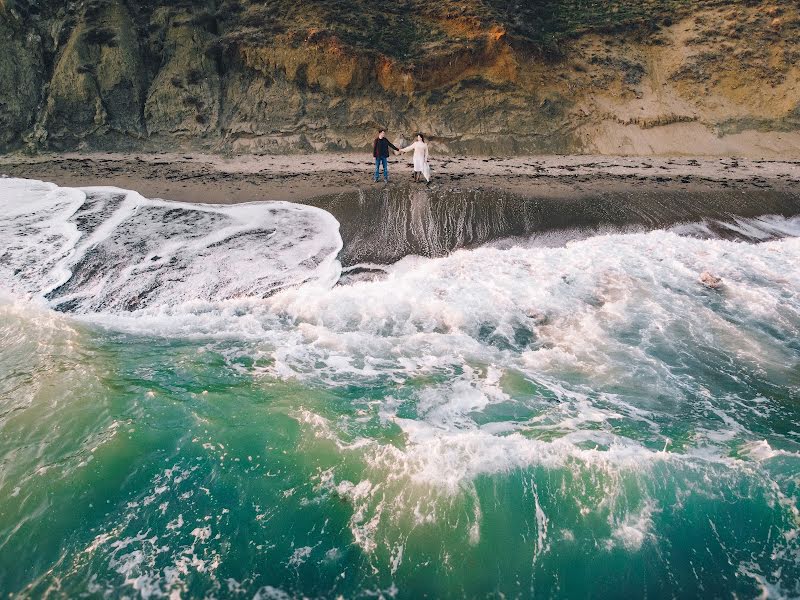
[1,0,799,155]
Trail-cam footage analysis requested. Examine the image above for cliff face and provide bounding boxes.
[2,0,799,155]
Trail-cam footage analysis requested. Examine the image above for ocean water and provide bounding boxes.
[0,178,799,599]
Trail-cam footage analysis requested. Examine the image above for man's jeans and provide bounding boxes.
[374,157,389,181]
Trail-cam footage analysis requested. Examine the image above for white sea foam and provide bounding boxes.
[4,178,799,425]
[272,220,798,566]
[670,214,800,241]
[0,178,342,313]
[740,440,800,462]
[6,177,796,402]
[609,500,656,551]
[5,180,799,463]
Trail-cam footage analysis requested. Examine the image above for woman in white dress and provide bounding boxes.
[399,133,430,183]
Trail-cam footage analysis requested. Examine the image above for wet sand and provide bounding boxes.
[1,152,799,204]
[309,185,800,266]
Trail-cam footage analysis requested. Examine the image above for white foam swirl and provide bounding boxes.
[0,178,342,313]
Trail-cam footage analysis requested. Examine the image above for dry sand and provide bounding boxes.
[1,152,799,204]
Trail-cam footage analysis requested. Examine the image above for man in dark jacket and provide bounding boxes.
[373,129,399,183]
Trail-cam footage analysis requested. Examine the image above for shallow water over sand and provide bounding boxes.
[1,179,799,599]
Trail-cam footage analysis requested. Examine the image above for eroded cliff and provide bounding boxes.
[2,0,799,155]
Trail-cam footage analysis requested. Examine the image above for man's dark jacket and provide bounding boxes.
[373,137,399,158]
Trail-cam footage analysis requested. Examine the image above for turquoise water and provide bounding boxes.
[1,179,799,598]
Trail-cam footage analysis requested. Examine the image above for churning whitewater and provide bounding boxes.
[0,178,798,599]
[0,178,342,312]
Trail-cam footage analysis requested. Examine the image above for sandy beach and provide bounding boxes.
[1,152,799,204]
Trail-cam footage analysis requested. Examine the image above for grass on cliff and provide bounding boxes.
[219,0,762,59]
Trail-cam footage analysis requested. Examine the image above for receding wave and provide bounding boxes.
[0,178,342,313]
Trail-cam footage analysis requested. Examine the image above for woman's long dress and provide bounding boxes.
[401,141,429,173]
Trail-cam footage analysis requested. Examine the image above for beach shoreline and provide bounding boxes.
[1,152,799,205]
[3,151,798,266]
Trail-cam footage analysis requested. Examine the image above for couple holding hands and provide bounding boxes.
[372,129,430,184]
